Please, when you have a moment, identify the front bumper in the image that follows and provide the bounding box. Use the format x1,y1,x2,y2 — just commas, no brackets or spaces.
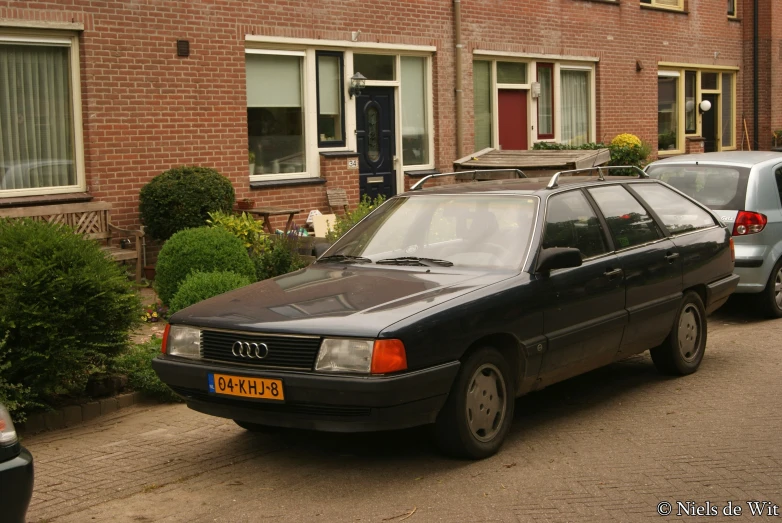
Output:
152,357,460,432
0,445,34,523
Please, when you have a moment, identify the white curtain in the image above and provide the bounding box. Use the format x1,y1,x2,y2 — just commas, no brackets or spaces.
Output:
561,70,590,146
401,56,429,165
473,61,492,150
0,43,75,190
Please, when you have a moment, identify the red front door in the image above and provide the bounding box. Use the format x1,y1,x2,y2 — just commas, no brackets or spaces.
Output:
498,89,528,150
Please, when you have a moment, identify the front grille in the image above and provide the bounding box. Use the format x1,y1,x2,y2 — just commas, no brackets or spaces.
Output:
171,386,371,417
201,330,321,370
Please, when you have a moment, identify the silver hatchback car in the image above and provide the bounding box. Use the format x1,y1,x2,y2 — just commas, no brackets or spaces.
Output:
646,151,782,317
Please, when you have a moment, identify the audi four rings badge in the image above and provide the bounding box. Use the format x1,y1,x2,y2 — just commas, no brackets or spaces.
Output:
232,341,270,359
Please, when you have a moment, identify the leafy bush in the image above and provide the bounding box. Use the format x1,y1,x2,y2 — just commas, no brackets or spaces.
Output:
170,271,252,314
326,194,386,242
0,219,142,416
139,166,235,241
253,236,309,281
110,337,181,402
533,138,651,171
154,227,256,306
0,335,37,422
207,210,270,255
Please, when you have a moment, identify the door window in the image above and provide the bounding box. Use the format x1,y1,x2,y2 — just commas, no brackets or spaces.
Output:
588,185,663,249
542,190,607,259
631,184,716,235
366,105,380,162
775,167,782,207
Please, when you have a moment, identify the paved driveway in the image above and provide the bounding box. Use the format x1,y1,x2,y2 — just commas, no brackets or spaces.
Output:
24,297,782,523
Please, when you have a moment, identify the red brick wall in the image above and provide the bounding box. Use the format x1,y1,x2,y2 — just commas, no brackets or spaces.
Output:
0,0,759,236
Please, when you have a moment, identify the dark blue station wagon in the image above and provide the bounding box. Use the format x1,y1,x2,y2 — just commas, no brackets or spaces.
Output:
154,169,739,459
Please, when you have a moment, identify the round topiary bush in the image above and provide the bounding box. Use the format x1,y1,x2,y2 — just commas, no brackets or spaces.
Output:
154,227,256,306
611,133,642,149
0,219,142,416
169,271,252,314
139,166,235,241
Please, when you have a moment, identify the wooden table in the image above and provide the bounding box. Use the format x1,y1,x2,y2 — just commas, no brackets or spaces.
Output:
238,206,304,234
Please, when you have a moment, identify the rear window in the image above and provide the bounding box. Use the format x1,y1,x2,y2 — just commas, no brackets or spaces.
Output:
645,164,750,210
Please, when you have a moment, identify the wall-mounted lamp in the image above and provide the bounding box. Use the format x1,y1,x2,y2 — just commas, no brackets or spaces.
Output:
699,99,712,113
348,72,367,98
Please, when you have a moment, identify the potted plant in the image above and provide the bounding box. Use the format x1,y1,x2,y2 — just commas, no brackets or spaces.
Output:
248,150,256,176
237,197,256,210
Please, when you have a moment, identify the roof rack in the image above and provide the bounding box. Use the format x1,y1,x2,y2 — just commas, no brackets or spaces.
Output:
546,166,649,189
410,169,527,191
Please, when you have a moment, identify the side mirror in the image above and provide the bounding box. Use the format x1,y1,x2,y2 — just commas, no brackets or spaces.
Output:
535,247,583,273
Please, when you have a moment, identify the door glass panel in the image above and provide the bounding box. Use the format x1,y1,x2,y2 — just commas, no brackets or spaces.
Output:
497,62,527,84
588,185,663,249
685,71,697,133
542,190,607,259
631,184,716,235
401,56,429,166
473,60,493,150
658,75,678,151
722,73,734,148
354,54,395,81
701,72,719,90
366,105,380,162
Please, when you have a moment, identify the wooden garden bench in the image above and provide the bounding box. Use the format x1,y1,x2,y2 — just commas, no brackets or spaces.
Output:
0,201,145,282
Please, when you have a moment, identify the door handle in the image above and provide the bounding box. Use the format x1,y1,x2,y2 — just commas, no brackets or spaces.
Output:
604,268,623,279
665,252,680,262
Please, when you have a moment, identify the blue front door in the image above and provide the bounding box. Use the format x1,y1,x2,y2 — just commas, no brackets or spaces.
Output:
355,87,396,200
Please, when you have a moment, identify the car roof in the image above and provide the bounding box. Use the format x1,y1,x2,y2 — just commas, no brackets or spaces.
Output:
401,175,659,197
650,151,782,169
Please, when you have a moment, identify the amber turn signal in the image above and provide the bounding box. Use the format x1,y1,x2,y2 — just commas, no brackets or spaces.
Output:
161,323,171,354
371,339,407,374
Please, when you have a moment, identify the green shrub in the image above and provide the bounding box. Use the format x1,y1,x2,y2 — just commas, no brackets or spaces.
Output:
326,194,385,243
170,271,252,314
110,337,181,402
154,227,256,306
0,335,38,422
253,236,309,281
207,210,270,255
0,219,142,414
139,166,235,241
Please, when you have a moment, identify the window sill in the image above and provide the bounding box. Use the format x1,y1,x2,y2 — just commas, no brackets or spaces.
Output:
405,169,441,179
0,192,92,208
573,0,620,5
250,178,327,190
319,151,359,158
728,16,741,22
640,4,688,15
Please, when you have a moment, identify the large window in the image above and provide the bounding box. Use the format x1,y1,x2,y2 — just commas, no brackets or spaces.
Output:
537,63,554,139
401,56,429,166
473,60,493,151
561,70,590,146
0,36,83,196
246,52,306,176
316,52,344,147
641,0,684,10
728,0,737,17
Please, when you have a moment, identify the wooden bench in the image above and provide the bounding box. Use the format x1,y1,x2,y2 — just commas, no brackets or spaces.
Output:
0,201,145,282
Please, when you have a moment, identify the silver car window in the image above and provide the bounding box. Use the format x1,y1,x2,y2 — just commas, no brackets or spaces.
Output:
646,164,750,210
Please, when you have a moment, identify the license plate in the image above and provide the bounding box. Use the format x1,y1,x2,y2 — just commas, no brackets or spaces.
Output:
208,373,284,401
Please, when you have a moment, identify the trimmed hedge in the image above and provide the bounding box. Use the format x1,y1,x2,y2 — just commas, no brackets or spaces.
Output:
154,227,256,306
0,219,142,419
170,271,252,314
139,166,235,241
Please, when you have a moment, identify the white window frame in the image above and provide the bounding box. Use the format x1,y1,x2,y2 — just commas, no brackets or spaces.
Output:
246,37,435,191
472,51,597,149
641,0,685,11
0,31,86,198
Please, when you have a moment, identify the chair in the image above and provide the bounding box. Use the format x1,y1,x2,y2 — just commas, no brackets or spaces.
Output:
327,188,349,214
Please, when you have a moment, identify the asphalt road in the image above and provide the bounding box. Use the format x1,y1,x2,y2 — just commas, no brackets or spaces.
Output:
23,296,782,523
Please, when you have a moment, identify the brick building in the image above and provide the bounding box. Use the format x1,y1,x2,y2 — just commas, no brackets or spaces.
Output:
0,0,780,241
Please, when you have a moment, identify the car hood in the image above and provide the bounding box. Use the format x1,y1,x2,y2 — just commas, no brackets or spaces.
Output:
171,263,514,338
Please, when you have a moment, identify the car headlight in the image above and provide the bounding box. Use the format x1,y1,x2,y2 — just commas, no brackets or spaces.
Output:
163,324,202,359
315,338,407,375
0,404,18,447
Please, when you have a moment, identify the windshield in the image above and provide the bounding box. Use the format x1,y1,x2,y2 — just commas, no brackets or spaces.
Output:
646,164,750,210
323,194,539,269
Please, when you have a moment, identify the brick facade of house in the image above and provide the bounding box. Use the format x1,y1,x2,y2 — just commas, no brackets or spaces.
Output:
0,0,779,240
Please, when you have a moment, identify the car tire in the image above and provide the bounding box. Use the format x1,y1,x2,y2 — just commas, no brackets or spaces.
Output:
650,290,707,376
757,257,782,318
433,347,514,459
234,419,280,434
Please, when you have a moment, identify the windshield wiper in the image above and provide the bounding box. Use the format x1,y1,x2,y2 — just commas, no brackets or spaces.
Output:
375,256,454,267
317,254,373,264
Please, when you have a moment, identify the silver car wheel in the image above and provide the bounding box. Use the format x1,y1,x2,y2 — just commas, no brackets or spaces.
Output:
678,303,702,362
465,363,507,443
